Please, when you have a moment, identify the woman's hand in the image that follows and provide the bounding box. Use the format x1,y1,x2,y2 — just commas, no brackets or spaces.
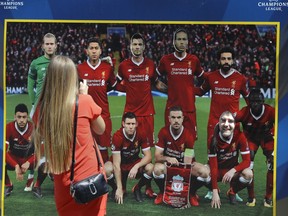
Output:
79,80,88,94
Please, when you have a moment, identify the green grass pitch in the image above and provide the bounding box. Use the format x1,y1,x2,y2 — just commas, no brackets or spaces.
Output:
4,94,273,216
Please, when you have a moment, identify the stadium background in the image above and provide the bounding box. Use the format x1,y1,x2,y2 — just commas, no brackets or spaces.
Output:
5,23,276,93
0,0,287,215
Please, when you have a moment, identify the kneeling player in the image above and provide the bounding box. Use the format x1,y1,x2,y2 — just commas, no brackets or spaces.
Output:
5,104,35,197
108,112,153,204
153,106,210,206
208,111,253,208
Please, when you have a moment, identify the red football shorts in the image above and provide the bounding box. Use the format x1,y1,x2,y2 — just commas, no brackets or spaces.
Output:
6,153,35,170
136,115,154,147
121,158,142,173
93,117,112,148
248,139,274,152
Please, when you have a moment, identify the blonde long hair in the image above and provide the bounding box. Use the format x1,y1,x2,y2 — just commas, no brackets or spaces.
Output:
34,55,79,174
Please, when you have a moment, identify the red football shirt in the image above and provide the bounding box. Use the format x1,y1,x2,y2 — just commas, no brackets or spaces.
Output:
235,104,275,143
111,128,150,164
6,121,34,158
157,52,203,112
208,130,250,189
117,57,156,116
78,60,117,118
201,69,249,127
155,125,194,163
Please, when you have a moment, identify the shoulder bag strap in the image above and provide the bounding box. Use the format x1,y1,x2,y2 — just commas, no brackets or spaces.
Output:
94,142,103,168
70,95,78,182
93,142,107,180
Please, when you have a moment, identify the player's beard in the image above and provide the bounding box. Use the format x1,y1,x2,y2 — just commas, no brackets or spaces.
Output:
16,122,27,132
46,52,55,59
172,123,181,130
126,129,136,138
251,103,264,116
173,43,186,53
221,63,232,73
131,50,142,57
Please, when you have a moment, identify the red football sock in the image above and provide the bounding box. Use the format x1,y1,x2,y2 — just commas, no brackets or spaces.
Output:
247,170,255,198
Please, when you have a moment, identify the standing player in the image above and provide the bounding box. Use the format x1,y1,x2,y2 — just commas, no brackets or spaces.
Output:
117,33,157,146
196,46,249,147
27,33,57,198
27,33,57,116
208,111,253,208
234,88,275,207
153,106,210,206
195,46,249,200
110,112,154,204
156,28,204,144
78,37,118,163
5,104,35,197
117,33,158,197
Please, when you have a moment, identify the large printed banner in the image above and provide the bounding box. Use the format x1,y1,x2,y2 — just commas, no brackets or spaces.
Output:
0,1,288,216
5,87,277,99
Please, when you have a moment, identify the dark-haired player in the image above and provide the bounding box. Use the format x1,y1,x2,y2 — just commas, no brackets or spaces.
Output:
110,112,154,204
234,88,275,207
5,104,35,197
156,28,204,147
78,37,118,163
117,33,158,198
196,46,249,148
117,33,157,146
195,46,249,200
153,106,210,206
208,111,253,208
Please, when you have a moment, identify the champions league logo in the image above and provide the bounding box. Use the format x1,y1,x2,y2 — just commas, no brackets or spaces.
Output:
257,0,288,11
0,0,24,10
171,175,184,192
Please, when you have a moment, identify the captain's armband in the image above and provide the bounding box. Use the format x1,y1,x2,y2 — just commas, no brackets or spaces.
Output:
184,148,195,158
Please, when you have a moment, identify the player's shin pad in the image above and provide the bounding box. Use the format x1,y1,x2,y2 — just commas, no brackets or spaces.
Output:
163,163,192,208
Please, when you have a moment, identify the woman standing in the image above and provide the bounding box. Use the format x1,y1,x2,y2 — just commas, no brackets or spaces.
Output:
33,55,107,216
